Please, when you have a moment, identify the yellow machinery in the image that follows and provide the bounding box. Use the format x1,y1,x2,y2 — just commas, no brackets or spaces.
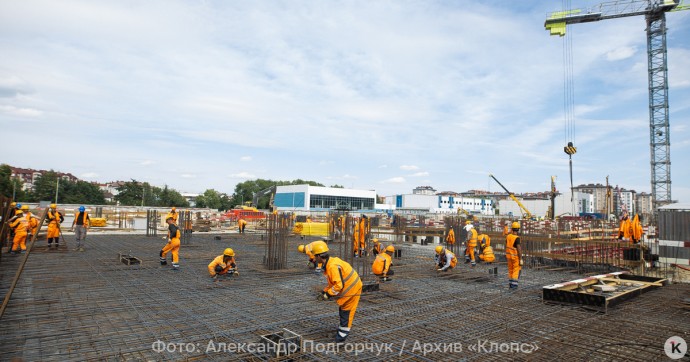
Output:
489,174,533,220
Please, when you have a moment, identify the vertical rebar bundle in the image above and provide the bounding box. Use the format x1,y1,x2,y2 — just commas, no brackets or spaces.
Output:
264,213,289,270
145,209,158,237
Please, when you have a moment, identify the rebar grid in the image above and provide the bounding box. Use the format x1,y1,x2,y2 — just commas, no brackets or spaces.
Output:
0,232,687,361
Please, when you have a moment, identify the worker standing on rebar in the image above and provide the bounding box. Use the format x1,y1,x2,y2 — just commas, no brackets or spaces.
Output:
208,248,239,279
313,242,362,343
506,221,523,289
46,204,64,249
70,206,90,251
478,233,495,263
435,245,457,271
618,213,632,242
357,215,368,257
21,205,39,241
502,221,511,236
352,221,360,257
166,207,179,225
372,245,395,281
238,218,247,234
631,214,644,244
446,225,456,247
298,240,326,270
464,221,478,266
159,217,180,270
6,202,19,246
8,210,28,254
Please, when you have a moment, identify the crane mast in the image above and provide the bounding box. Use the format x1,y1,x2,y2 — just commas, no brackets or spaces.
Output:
545,0,687,212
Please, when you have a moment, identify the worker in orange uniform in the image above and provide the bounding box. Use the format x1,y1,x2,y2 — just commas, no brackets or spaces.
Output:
371,238,383,256
6,202,19,245
372,245,395,281
8,210,29,254
446,225,456,247
506,221,523,289
618,213,632,242
21,205,39,241
46,203,64,249
159,217,181,270
238,218,247,234
70,206,90,251
631,214,643,244
464,221,478,266
166,207,179,225
313,242,362,343
502,221,511,236
208,248,239,279
478,234,495,263
435,245,457,272
298,240,326,270
355,215,368,257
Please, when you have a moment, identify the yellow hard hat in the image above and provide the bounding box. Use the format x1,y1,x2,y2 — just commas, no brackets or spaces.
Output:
385,245,395,253
311,240,329,255
372,238,379,243
21,205,29,211
50,203,57,209
465,220,471,225
435,245,444,254
298,245,306,253
172,207,176,211
511,221,521,229
15,210,23,215
223,248,235,257
10,202,16,207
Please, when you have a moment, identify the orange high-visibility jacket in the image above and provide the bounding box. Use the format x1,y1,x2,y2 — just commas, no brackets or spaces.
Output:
446,229,456,245
10,216,28,237
619,218,632,239
478,234,491,247
480,245,496,262
372,253,392,276
208,255,235,276
322,257,362,304
631,215,643,242
74,212,90,227
437,249,458,270
467,228,478,247
506,234,520,261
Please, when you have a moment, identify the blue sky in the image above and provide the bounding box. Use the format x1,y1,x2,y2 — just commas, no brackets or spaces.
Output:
1,0,688,202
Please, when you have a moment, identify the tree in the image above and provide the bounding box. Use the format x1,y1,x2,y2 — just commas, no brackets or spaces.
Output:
195,189,227,210
232,179,325,209
0,164,26,201
330,184,345,188
30,171,61,202
62,180,106,204
114,180,146,206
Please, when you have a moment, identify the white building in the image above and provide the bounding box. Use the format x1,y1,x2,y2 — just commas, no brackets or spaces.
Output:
383,193,494,215
273,185,376,211
497,191,593,219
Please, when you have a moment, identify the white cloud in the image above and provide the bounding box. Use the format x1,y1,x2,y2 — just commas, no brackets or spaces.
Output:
0,105,42,117
605,46,637,61
378,165,388,169
181,174,196,179
382,177,406,184
240,156,252,162
139,160,155,166
400,165,419,171
410,172,429,177
80,172,98,178
229,172,256,179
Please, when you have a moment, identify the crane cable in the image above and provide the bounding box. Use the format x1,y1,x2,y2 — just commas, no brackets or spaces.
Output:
562,0,577,208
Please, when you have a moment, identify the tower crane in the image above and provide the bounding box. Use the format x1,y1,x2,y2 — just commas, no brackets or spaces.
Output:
489,174,534,220
545,0,688,212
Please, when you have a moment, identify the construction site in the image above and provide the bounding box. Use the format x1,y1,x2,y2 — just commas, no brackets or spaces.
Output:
0,205,688,361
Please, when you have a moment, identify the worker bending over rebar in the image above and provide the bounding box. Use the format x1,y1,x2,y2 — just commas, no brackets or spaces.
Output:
435,246,457,272
313,242,362,343
372,245,395,281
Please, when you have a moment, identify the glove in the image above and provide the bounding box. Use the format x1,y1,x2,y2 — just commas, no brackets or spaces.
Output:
233,270,239,276
519,259,524,266
381,277,390,282
436,268,443,272
317,292,330,301
212,274,218,281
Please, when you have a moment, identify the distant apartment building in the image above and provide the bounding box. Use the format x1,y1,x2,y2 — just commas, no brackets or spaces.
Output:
412,186,436,195
636,192,654,217
10,166,79,192
572,183,611,215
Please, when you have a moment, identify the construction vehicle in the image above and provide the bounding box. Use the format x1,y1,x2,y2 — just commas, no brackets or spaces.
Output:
489,174,534,220
545,0,689,211
251,185,276,211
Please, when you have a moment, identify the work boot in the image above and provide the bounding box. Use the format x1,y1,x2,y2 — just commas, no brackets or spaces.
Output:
160,258,167,266
335,328,349,343
172,263,180,270
79,247,85,252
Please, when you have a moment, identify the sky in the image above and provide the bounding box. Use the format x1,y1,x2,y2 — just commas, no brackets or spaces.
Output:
1,0,689,202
